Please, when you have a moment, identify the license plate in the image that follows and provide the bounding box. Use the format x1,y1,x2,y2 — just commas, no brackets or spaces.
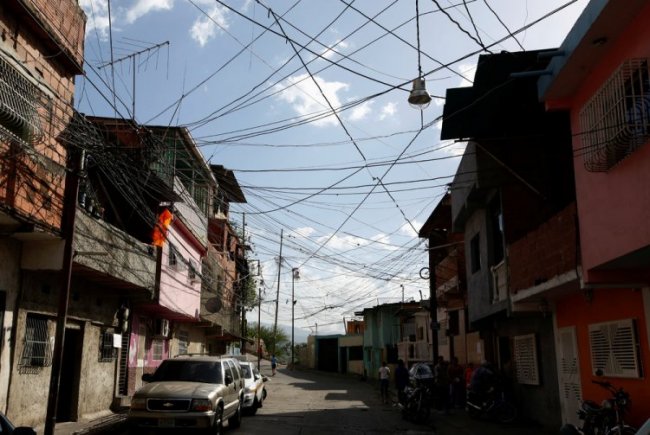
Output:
159,418,174,427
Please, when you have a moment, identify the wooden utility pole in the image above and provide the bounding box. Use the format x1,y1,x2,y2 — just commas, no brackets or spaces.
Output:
272,229,283,356
240,213,247,352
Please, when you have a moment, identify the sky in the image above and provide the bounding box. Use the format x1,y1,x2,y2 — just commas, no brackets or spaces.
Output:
76,0,590,338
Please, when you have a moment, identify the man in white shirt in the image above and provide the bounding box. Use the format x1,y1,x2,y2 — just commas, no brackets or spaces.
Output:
378,361,391,404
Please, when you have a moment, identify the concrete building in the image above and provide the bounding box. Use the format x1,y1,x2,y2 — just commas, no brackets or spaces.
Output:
0,0,86,426
537,0,650,426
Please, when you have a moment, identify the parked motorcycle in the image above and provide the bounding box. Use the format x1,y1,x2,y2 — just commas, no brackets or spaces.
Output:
400,362,434,424
559,378,636,435
465,387,517,424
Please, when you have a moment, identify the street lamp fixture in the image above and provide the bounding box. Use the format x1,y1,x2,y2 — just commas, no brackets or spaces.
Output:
408,77,431,109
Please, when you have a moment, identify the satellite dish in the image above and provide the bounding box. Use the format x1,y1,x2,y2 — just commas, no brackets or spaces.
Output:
205,298,222,313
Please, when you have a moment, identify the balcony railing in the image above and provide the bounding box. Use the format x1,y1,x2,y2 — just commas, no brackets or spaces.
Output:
73,209,156,291
491,260,508,303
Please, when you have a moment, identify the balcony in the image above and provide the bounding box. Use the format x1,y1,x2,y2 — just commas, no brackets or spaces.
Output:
9,0,86,72
490,260,508,303
72,208,156,292
509,203,579,307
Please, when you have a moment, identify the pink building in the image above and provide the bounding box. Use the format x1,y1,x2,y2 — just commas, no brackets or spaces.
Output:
539,0,650,426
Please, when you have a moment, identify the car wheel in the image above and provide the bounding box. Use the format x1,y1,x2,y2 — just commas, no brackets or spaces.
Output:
228,400,242,428
250,398,259,415
211,406,223,435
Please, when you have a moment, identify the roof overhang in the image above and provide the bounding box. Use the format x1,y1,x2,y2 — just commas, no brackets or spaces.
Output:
539,0,648,105
210,165,246,203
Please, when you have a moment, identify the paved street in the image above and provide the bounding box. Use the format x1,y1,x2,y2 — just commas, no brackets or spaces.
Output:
233,361,556,435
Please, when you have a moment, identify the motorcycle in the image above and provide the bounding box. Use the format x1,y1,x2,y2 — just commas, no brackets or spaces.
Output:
399,362,434,424
559,378,636,435
465,386,517,424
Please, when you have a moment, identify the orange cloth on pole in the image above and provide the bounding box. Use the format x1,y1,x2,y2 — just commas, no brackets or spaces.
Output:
152,208,173,247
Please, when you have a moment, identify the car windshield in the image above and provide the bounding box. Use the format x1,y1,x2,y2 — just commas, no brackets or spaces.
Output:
241,365,252,378
152,360,222,384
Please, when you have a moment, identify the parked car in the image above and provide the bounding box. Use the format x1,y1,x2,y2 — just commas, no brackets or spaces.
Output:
239,362,268,415
0,413,36,435
128,356,244,433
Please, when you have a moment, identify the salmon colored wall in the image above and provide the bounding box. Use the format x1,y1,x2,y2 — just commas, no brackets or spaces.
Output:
566,2,650,278
556,289,650,427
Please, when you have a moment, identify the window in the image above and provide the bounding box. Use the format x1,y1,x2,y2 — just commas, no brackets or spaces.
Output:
488,198,504,264
168,243,178,268
580,58,650,172
514,334,540,385
0,56,45,143
99,329,117,362
152,339,164,361
19,314,51,367
177,330,189,355
470,234,481,273
348,346,363,361
448,310,460,336
589,319,641,378
188,259,198,281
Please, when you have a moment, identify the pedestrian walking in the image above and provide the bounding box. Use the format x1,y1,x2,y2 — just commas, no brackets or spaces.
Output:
378,361,391,404
395,359,409,405
271,354,278,376
448,356,464,408
434,356,451,413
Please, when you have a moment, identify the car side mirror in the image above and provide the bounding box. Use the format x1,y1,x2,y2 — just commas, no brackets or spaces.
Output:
262,376,269,382
225,374,233,385
14,428,37,435
142,373,153,383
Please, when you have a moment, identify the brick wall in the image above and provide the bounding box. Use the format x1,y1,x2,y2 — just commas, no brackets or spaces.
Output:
509,202,578,292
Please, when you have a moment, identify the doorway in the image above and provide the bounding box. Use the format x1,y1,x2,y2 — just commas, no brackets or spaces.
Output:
134,323,147,391
57,327,82,422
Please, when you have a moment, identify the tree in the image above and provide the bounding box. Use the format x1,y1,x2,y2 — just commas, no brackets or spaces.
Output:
247,323,289,359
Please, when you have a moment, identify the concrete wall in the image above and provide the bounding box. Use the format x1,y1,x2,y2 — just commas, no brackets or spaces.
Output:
561,2,650,280
0,238,21,414
159,225,202,319
7,271,122,427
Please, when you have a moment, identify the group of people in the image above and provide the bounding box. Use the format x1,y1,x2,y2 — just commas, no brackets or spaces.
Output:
379,356,499,409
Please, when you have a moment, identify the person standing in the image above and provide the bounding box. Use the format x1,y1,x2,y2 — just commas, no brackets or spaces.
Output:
378,361,391,404
434,356,451,413
271,354,278,376
395,359,409,405
448,357,464,408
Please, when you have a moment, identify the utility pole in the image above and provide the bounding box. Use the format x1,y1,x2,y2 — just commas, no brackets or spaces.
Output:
240,213,246,353
44,149,83,435
272,229,283,357
291,267,299,368
257,286,261,370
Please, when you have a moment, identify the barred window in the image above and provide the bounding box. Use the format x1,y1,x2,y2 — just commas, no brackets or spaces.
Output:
99,329,116,362
178,330,189,355
152,339,164,361
168,243,178,268
20,314,52,367
580,58,650,171
189,259,197,281
0,56,45,143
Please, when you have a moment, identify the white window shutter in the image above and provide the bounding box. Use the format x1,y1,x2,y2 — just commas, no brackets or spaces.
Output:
588,319,640,378
514,334,540,385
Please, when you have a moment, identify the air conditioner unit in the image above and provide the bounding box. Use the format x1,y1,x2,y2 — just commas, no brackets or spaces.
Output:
156,319,170,338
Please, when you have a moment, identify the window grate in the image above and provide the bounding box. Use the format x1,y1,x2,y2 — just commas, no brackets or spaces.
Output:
178,330,189,355
99,329,117,362
152,339,164,361
589,319,640,378
19,314,52,367
514,334,540,385
580,58,650,171
0,56,45,143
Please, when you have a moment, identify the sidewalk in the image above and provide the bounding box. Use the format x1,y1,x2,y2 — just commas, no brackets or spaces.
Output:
33,409,128,435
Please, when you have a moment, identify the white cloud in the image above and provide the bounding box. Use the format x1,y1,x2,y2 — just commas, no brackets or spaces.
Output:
293,227,316,238
317,234,369,250
399,220,422,238
349,101,373,122
241,0,253,12
274,74,349,127
79,0,110,37
320,40,349,60
379,102,397,120
190,4,230,46
457,63,476,88
125,0,174,24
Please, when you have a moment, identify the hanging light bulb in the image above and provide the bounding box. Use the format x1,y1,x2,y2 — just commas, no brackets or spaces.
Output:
408,77,431,109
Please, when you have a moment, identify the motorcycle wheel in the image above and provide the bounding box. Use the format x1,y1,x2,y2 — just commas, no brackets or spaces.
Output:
493,401,517,424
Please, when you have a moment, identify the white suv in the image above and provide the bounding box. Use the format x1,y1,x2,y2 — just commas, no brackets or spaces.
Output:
128,356,244,433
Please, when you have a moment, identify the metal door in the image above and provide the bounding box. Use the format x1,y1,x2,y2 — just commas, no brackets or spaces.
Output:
134,323,147,391
558,326,582,426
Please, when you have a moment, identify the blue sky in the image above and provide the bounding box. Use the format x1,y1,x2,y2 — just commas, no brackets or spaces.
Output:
76,0,589,336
